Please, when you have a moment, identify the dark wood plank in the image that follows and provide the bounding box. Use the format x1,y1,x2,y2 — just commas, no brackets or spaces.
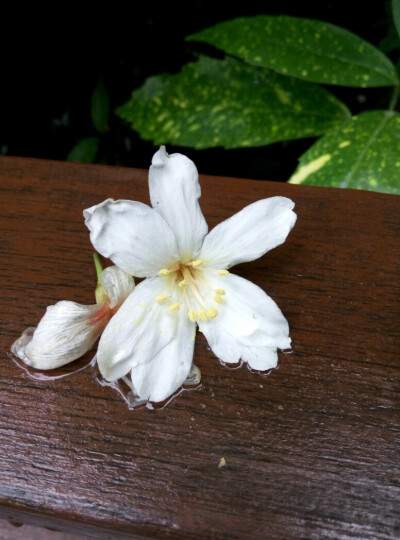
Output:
0,156,399,539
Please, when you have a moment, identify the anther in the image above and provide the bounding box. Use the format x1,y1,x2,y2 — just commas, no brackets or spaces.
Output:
168,303,180,312
156,295,168,303
213,293,224,304
198,309,208,321
191,260,203,267
178,279,187,288
215,288,226,295
159,268,170,276
207,307,218,319
218,269,229,276
188,310,198,322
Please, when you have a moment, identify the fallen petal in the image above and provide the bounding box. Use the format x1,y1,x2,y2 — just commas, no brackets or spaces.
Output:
11,301,109,370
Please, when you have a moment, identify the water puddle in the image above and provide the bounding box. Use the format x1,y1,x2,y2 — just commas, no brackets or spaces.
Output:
9,346,202,410
9,340,291,409
95,362,202,410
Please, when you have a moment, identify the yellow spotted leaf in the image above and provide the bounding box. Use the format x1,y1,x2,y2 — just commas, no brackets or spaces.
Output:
116,56,349,150
187,16,399,87
289,111,400,194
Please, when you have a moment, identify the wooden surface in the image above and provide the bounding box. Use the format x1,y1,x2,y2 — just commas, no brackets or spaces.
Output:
0,156,399,539
0,517,85,540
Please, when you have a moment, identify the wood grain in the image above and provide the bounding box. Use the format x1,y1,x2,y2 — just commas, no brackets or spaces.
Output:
0,156,399,539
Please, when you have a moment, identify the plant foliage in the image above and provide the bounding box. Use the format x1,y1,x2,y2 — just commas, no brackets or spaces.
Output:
117,56,349,149
289,111,400,193
118,14,400,194
188,16,399,87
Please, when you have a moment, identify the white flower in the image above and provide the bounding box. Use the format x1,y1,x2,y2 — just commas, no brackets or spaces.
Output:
12,265,135,370
84,146,296,403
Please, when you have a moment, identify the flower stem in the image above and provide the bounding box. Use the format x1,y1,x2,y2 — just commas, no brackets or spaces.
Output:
93,252,103,286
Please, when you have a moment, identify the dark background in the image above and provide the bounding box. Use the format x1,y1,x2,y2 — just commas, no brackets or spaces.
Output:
1,1,398,181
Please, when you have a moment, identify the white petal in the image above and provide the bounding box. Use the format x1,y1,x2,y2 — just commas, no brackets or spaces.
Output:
200,321,278,372
200,322,242,364
97,277,189,382
101,266,135,309
200,273,291,367
130,307,196,403
11,301,108,370
241,346,278,371
200,197,296,269
149,146,208,258
84,198,179,278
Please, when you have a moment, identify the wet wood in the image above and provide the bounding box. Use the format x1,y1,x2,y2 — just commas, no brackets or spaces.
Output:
0,156,399,539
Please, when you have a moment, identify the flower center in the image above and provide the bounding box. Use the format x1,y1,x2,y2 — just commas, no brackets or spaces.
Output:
156,260,228,322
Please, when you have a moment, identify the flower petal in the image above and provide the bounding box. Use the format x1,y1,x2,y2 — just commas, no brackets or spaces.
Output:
200,273,291,363
84,199,179,278
241,346,278,371
96,277,194,382
149,146,208,258
11,301,108,370
200,319,279,372
200,197,296,269
129,307,196,403
101,265,135,309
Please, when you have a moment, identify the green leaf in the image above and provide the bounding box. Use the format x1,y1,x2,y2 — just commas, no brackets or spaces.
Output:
67,137,100,163
116,56,350,150
187,16,399,87
393,0,400,39
91,78,110,133
289,111,400,194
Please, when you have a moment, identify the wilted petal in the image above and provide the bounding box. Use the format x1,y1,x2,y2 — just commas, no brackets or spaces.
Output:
11,326,36,362
101,265,135,309
84,198,179,278
97,278,185,382
149,146,208,258
200,197,296,269
11,301,108,370
130,308,196,403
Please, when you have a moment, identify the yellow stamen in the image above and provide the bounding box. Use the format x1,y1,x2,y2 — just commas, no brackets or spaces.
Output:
213,293,223,304
215,288,226,295
178,279,187,288
188,309,198,322
168,303,180,312
198,309,208,321
191,259,203,267
159,268,170,276
207,307,218,319
218,269,229,276
156,295,168,303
